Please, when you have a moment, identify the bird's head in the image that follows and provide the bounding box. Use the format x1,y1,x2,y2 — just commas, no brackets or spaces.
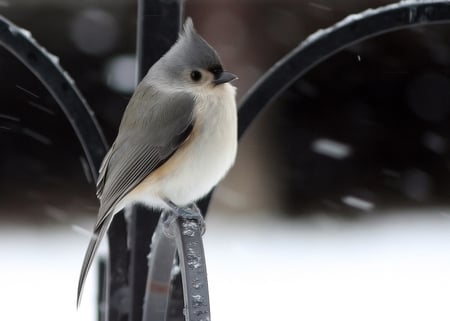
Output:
149,18,237,93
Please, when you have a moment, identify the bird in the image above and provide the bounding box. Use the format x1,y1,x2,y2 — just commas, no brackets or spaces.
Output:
77,17,238,306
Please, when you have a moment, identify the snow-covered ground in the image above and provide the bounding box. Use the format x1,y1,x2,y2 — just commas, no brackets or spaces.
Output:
2,209,450,321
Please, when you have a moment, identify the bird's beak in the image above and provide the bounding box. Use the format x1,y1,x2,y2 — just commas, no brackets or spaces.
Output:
213,71,238,85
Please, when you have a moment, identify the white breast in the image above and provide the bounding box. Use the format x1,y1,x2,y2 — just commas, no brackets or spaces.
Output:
162,83,237,205
125,83,238,210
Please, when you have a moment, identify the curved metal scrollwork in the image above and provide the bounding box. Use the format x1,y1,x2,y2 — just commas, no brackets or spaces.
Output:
0,16,107,177
237,0,450,139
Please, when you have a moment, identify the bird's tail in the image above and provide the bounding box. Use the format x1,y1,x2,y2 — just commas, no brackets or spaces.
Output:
77,213,114,307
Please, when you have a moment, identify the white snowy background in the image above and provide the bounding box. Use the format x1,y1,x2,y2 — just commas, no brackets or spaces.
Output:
2,208,450,321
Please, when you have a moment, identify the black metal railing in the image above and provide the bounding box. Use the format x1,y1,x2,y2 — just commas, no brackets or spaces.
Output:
237,1,450,139
0,16,107,176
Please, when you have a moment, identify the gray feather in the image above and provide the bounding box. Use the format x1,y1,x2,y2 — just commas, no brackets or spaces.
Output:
97,83,195,225
96,143,115,198
77,84,194,303
77,213,113,307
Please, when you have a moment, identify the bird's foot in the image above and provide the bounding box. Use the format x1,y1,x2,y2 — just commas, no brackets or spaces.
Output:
162,200,205,238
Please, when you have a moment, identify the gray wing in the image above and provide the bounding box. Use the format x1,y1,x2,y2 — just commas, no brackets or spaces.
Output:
77,87,194,305
97,86,195,223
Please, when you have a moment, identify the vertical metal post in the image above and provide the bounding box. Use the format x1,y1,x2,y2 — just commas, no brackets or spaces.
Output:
128,1,183,321
106,213,129,321
128,205,159,321
136,0,183,81
141,214,211,321
174,218,211,321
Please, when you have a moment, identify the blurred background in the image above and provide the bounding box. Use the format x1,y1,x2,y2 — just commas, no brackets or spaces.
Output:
1,0,450,320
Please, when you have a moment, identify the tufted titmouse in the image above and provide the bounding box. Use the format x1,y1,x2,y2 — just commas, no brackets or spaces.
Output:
77,18,237,305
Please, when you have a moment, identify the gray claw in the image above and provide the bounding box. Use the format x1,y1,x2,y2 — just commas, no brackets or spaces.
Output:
162,200,206,236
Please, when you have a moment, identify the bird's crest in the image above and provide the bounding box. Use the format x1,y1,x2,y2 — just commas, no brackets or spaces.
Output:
168,17,222,71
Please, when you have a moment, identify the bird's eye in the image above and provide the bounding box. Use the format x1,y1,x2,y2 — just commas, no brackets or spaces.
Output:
190,70,202,82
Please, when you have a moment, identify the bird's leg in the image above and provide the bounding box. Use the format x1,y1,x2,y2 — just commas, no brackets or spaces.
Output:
161,198,205,237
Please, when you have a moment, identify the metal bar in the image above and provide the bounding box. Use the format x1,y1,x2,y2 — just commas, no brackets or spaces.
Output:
165,272,184,321
174,217,211,321
136,0,183,80
141,214,210,321
128,1,183,320
128,205,160,321
106,213,130,321
142,215,177,321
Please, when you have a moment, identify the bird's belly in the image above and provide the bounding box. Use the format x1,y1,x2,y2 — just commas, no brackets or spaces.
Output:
157,123,237,206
